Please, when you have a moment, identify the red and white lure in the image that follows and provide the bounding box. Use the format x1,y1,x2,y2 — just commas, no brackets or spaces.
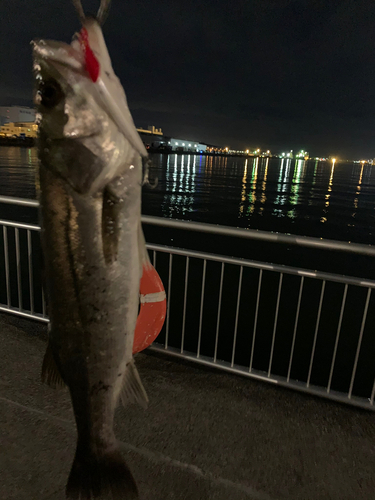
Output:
78,27,100,82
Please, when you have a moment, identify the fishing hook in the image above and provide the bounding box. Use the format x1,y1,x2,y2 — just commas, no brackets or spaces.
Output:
72,0,85,22
72,0,111,25
97,0,111,25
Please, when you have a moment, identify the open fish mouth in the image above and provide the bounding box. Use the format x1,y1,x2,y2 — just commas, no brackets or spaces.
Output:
32,39,84,73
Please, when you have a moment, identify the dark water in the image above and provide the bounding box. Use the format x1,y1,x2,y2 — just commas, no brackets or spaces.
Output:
143,153,375,245
2,147,374,245
0,147,37,200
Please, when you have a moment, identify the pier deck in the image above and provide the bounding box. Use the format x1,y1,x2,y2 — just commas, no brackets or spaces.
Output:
1,313,375,500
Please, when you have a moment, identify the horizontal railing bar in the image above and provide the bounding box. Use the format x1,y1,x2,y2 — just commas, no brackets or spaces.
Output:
2,219,372,287
0,305,50,323
0,219,41,231
142,215,375,257
0,299,372,411
149,344,279,384
0,195,374,256
0,195,39,208
146,244,375,288
148,344,375,411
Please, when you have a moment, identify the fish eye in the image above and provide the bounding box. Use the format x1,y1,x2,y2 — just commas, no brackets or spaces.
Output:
38,80,63,109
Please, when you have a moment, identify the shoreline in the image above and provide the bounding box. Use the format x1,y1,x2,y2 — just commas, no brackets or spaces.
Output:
0,137,35,147
0,139,278,158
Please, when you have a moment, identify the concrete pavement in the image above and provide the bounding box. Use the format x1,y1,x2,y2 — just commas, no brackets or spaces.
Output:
1,313,375,500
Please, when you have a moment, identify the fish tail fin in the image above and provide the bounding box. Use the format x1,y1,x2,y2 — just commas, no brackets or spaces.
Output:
66,443,138,499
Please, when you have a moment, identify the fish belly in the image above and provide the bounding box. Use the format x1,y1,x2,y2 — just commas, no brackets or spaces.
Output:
39,164,141,438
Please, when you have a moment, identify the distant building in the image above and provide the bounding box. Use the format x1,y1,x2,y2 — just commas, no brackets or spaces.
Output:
0,122,38,138
136,125,163,136
279,150,294,159
167,138,207,153
136,125,167,150
296,150,309,160
135,126,208,153
0,106,36,126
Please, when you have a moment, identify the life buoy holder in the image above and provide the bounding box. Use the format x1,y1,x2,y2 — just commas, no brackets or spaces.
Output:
133,263,166,354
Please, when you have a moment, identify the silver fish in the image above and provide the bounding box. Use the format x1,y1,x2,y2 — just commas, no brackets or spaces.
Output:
33,3,149,499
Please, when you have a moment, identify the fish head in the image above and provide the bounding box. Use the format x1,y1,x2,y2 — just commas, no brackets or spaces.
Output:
33,37,99,138
32,18,147,195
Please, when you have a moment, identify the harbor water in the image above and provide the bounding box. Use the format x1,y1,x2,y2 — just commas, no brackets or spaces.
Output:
0,147,374,246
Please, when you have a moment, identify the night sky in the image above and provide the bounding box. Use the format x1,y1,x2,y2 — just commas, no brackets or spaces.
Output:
1,0,375,158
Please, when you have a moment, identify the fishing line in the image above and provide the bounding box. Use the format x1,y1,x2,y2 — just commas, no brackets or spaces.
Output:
72,0,111,25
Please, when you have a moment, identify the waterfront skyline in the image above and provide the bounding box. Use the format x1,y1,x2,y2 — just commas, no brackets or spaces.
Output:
1,1,375,158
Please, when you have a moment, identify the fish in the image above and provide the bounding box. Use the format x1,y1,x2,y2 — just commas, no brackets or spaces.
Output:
32,2,149,498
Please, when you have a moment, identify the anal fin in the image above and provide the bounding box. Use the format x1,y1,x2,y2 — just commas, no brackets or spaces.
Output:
41,341,66,389
120,359,148,409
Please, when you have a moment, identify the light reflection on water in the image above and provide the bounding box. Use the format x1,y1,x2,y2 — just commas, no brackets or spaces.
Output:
1,148,375,243
144,153,375,243
0,147,38,200
162,153,197,217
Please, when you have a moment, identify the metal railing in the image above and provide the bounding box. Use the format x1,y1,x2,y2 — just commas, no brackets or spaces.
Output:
1,195,375,410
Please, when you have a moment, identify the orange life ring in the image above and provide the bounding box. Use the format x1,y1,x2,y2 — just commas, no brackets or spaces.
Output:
133,263,166,354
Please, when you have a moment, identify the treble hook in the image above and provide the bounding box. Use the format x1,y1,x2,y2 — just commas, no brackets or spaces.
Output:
72,0,111,25
96,0,111,25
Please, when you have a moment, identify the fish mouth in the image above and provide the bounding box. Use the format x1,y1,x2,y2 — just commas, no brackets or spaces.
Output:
32,39,84,73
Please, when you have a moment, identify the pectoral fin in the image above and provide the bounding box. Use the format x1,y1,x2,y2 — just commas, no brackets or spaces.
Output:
41,341,66,389
120,359,148,409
